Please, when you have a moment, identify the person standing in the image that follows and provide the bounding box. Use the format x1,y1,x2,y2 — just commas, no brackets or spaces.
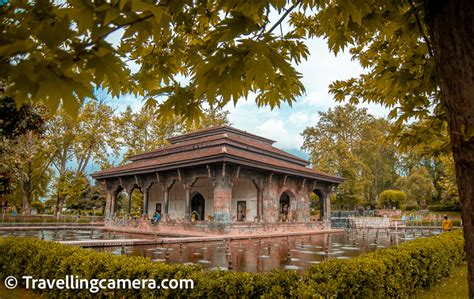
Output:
442,215,453,232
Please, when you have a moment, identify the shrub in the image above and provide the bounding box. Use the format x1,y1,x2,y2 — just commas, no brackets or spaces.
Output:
30,202,45,213
0,231,465,298
378,190,407,209
401,204,420,211
298,230,465,297
428,204,461,212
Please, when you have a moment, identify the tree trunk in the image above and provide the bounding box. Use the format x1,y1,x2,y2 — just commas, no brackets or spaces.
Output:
425,0,474,296
21,179,31,216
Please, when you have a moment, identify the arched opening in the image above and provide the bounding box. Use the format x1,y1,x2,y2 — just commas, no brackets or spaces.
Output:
279,191,294,222
115,189,128,216
112,186,123,215
232,178,257,222
130,186,144,218
191,192,205,221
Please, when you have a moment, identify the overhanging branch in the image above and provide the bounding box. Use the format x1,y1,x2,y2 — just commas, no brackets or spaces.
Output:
258,0,302,39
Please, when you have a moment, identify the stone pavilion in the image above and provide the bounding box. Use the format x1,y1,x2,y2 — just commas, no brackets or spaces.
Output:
92,126,343,234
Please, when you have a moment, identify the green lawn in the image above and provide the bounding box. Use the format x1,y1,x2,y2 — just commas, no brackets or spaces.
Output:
414,262,468,299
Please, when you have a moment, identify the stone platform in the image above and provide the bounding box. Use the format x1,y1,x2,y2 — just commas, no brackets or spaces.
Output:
60,228,343,247
106,219,330,236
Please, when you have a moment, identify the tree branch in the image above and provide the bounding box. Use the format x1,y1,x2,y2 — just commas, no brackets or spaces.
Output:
407,0,434,58
86,13,154,47
258,0,302,39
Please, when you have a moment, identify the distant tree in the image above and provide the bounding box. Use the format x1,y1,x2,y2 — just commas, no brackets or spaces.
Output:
438,155,459,206
115,106,178,158
395,167,437,208
0,97,52,214
116,105,230,158
30,201,45,214
47,101,120,216
378,190,407,209
309,192,320,215
66,182,105,213
54,171,89,214
130,188,144,216
357,118,399,206
302,104,398,209
115,191,129,216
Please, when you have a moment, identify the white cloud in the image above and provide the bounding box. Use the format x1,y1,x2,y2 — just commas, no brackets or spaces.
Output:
301,90,334,109
288,111,310,125
256,120,304,149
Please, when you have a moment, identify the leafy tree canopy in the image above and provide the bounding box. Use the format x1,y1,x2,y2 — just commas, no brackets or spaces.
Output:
378,189,407,209
1,0,307,122
394,166,437,208
116,104,229,158
302,104,398,208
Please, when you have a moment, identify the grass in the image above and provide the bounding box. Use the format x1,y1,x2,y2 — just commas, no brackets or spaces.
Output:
414,262,468,299
0,285,42,299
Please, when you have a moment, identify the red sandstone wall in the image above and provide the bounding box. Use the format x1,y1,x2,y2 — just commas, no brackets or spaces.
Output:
263,176,311,223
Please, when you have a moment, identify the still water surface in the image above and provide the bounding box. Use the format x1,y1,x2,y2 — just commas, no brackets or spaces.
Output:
0,228,442,272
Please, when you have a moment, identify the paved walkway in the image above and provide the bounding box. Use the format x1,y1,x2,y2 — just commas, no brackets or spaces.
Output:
57,228,344,247
58,239,159,247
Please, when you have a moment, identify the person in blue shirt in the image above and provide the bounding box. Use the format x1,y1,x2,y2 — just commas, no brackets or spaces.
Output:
151,211,161,224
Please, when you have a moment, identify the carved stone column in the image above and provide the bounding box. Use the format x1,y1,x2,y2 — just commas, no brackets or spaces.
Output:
319,188,332,229
110,190,117,218
262,174,279,223
104,181,112,220
325,193,331,223
257,188,263,222
320,193,325,220
184,183,191,220
124,187,133,215
212,170,232,223
181,175,198,221
160,179,175,222
252,178,264,222
141,182,153,216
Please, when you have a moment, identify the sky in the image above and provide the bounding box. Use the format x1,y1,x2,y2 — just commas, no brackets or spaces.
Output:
108,36,389,160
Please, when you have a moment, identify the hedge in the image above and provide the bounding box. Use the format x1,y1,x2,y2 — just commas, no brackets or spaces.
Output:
428,204,461,212
400,204,420,211
406,220,462,227
0,231,465,298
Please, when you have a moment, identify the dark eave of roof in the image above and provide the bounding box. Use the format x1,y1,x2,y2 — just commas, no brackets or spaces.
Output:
92,147,344,184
